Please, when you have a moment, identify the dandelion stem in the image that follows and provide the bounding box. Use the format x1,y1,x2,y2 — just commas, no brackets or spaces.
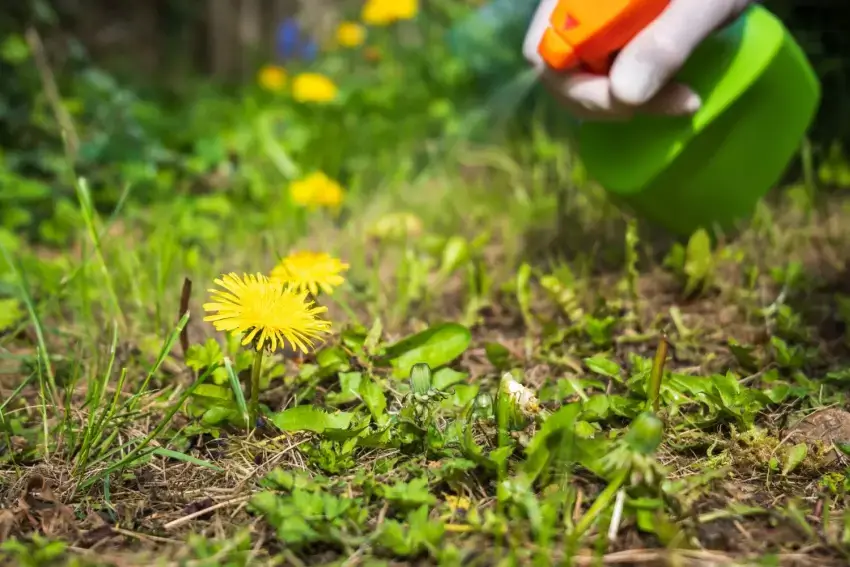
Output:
250,348,264,425
571,468,629,542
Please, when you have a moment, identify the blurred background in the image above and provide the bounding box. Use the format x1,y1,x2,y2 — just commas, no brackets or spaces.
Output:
2,0,850,256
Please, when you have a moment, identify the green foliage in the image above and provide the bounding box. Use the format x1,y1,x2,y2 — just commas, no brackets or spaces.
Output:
249,486,363,548
185,337,253,386
0,535,68,567
378,505,445,557
272,405,354,433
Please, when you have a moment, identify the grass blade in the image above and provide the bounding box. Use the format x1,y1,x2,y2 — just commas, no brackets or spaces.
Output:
152,448,224,472
75,321,120,474
126,311,190,413
79,362,217,489
648,333,669,413
224,357,249,430
0,241,57,403
75,176,126,329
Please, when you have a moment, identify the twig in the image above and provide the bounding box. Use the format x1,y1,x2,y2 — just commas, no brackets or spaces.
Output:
163,494,252,530
113,527,182,544
24,27,79,159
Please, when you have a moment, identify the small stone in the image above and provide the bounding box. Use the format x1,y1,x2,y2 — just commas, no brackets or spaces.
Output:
785,408,850,466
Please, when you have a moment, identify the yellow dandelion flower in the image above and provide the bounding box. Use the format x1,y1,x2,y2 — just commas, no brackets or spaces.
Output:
258,65,287,92
336,21,366,48
393,0,419,20
361,0,395,26
203,273,331,352
270,251,349,296
361,0,419,25
289,171,345,209
291,73,338,103
444,494,471,513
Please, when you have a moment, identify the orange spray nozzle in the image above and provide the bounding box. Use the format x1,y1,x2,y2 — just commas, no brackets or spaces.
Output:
537,0,671,74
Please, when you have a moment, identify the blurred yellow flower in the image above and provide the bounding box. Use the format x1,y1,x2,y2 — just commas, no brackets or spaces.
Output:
444,494,471,513
257,65,287,92
291,73,338,103
271,251,350,296
361,1,393,25
394,0,419,20
361,0,419,25
289,171,345,209
203,273,331,352
336,21,366,47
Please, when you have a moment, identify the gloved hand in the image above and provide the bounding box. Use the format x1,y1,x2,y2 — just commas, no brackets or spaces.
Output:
522,0,753,120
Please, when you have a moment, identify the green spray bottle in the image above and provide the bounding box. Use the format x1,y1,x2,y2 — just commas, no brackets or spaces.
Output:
452,1,821,237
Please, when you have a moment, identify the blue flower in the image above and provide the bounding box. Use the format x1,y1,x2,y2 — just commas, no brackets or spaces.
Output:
301,40,318,61
276,17,319,62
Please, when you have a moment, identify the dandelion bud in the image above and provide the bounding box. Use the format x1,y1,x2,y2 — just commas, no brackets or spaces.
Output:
409,363,433,396
471,391,494,420
623,411,664,456
497,372,540,430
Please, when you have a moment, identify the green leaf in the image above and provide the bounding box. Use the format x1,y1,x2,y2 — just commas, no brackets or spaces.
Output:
223,357,249,428
358,376,387,423
193,384,233,401
339,370,364,396
326,371,362,405
364,317,384,355
382,477,436,509
580,394,610,421
185,338,230,384
781,443,807,476
152,448,224,472
316,346,350,373
448,383,479,408
683,228,713,296
383,323,472,378
573,420,598,438
0,298,23,332
439,236,470,276
608,395,643,418
484,341,512,370
710,373,741,411
201,404,240,426
272,405,353,433
0,35,29,64
728,339,758,371
521,403,583,486
516,262,534,328
764,384,791,404
432,367,467,390
584,356,622,381
185,338,222,369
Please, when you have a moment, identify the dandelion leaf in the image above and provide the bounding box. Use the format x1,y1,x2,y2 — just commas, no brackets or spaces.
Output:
382,323,472,379
272,405,353,433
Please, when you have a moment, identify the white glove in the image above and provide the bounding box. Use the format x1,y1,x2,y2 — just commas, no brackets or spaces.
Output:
522,0,753,120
